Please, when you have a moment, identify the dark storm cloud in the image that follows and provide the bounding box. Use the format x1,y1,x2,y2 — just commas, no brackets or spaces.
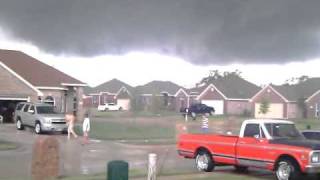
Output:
0,0,320,64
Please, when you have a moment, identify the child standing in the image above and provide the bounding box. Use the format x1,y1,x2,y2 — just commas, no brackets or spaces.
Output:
82,113,90,145
201,113,209,133
66,112,78,140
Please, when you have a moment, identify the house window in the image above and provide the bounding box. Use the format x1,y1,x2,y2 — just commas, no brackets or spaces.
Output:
44,96,55,106
92,96,97,104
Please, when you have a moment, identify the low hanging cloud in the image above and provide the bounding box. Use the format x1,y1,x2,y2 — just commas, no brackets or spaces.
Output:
0,0,319,65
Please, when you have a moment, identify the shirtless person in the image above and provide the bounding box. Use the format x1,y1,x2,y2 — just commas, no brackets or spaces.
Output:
65,112,78,139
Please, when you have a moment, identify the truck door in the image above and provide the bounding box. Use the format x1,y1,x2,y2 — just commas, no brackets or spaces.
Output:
236,123,271,168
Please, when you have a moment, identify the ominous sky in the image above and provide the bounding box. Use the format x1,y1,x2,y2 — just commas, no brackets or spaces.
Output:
0,0,320,65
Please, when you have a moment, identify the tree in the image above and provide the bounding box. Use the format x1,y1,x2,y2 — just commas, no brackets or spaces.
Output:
259,99,270,115
200,69,242,85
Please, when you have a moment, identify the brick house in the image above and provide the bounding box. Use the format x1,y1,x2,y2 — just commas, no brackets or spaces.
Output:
252,78,320,119
134,81,183,111
188,75,260,116
0,49,86,122
84,79,133,110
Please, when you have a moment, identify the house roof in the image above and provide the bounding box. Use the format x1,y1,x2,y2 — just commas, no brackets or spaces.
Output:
0,49,85,88
86,78,133,95
189,75,261,99
135,80,182,96
272,78,320,101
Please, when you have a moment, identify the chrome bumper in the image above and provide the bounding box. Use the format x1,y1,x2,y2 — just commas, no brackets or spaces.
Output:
305,164,320,173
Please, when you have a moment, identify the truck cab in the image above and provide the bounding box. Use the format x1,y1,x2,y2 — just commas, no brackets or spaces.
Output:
178,119,320,180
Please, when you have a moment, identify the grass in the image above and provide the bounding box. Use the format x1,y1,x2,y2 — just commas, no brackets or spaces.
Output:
75,120,175,141
90,108,180,118
0,140,17,151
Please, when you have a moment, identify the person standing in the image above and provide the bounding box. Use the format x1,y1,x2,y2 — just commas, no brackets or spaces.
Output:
82,113,90,145
201,113,209,133
65,112,78,140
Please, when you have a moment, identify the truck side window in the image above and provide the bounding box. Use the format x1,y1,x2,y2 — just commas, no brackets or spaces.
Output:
244,124,260,138
23,104,30,112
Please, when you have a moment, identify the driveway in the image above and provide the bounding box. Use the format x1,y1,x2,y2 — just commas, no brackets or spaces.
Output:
0,124,194,179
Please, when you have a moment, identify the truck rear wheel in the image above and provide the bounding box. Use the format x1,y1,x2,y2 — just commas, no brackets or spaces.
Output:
195,150,214,172
275,159,301,180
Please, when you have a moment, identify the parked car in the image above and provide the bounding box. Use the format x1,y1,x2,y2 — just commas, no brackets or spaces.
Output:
14,102,67,134
180,103,215,120
177,119,320,180
97,103,122,111
301,130,320,141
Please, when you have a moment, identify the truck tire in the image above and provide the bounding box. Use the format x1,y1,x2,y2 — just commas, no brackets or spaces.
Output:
195,150,214,172
275,159,301,180
35,122,42,134
16,118,24,130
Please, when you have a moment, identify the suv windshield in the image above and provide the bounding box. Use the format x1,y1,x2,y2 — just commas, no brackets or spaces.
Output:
36,106,56,114
265,123,304,139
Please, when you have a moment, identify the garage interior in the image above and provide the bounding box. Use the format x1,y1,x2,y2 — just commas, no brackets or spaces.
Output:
0,98,27,123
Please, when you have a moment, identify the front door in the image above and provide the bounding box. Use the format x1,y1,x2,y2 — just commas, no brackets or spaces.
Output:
236,124,272,168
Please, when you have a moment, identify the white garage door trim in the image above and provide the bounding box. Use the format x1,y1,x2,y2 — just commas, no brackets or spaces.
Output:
255,103,284,119
0,97,29,101
117,99,130,111
201,100,224,115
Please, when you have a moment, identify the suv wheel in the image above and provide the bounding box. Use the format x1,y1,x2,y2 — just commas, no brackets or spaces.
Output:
35,122,42,134
16,119,24,130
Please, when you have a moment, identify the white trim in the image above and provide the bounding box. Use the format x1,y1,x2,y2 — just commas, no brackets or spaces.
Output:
174,88,189,97
115,86,132,97
99,92,117,95
88,93,100,96
140,94,153,96
250,85,288,103
61,83,87,87
196,84,227,100
36,86,68,90
306,89,320,102
0,97,28,101
0,61,43,96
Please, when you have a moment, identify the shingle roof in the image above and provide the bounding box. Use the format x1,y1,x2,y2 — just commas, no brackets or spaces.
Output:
0,49,84,87
189,75,261,99
135,80,182,95
87,78,133,94
272,78,320,101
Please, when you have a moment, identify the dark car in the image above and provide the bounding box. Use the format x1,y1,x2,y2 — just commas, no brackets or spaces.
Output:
180,103,215,120
301,130,320,141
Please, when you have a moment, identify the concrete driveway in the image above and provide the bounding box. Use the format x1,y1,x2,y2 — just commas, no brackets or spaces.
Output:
0,124,194,179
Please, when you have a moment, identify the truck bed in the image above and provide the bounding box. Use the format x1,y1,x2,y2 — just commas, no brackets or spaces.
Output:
178,133,238,165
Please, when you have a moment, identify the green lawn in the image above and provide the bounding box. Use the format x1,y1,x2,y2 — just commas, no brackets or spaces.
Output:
75,120,175,141
0,140,17,151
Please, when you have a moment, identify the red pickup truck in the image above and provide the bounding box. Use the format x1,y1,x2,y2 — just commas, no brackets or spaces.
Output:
177,119,320,180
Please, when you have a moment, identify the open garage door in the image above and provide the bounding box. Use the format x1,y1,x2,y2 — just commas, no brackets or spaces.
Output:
255,103,284,119
117,99,130,110
0,96,28,123
201,100,224,115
